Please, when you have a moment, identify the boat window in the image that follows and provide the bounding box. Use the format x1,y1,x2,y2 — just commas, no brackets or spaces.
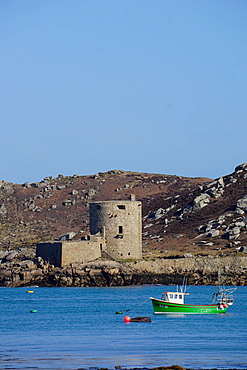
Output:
169,294,173,299
174,294,178,299
118,226,123,234
162,293,168,300
179,294,182,299
117,205,126,209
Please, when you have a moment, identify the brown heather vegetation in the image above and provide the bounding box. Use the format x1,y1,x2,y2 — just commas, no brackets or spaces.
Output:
0,164,247,260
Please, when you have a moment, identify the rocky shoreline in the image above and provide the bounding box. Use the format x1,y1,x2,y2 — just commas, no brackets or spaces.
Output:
0,253,246,287
90,368,246,370
87,368,246,370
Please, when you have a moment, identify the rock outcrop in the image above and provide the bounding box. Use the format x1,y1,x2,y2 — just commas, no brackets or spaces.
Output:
0,254,246,287
142,163,247,256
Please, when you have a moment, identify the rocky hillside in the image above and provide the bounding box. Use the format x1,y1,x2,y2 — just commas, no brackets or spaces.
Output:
0,163,247,263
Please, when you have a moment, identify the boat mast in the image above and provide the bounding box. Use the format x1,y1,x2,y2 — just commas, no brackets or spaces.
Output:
180,276,188,293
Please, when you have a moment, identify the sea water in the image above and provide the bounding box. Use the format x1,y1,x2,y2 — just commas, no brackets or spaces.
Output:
0,285,246,369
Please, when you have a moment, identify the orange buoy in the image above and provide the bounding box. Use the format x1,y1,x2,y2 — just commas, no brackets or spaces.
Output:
124,316,131,323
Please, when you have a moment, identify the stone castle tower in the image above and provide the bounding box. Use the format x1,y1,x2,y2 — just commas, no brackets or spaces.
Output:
36,195,142,267
89,195,142,260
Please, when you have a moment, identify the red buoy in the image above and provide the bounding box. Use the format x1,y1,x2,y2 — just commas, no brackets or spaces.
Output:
124,316,131,323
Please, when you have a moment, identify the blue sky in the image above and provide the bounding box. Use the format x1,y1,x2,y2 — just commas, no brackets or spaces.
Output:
1,0,247,184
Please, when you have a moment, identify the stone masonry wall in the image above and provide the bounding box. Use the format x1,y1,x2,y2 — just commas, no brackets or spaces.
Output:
36,242,62,267
61,239,104,267
90,199,142,259
37,237,105,267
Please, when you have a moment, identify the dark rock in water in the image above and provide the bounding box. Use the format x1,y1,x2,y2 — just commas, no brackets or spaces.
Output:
130,316,151,322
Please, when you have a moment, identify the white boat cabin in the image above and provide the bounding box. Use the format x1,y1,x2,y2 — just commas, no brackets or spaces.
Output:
162,291,189,304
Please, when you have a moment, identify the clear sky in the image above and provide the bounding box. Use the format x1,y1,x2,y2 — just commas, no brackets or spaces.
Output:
1,0,247,184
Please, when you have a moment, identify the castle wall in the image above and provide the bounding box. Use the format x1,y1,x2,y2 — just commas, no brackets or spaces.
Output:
61,239,104,267
36,242,62,267
36,238,105,267
89,198,142,260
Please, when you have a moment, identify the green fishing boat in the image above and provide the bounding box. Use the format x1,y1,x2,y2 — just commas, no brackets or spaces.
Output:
150,279,236,314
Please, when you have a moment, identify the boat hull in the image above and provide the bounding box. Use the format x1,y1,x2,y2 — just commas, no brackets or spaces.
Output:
150,297,227,314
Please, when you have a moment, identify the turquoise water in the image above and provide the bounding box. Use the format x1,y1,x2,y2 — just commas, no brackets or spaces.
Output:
0,285,246,369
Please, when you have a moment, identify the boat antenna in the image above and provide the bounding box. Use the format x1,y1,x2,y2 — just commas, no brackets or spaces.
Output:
181,276,187,293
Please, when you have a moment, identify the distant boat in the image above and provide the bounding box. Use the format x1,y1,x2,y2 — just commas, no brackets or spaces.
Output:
150,276,236,314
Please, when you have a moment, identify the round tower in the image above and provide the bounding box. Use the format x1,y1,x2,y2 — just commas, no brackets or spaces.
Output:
89,196,142,259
